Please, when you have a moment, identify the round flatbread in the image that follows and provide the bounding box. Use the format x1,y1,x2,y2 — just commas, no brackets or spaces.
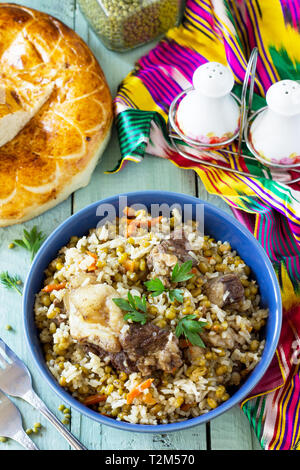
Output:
0,4,113,226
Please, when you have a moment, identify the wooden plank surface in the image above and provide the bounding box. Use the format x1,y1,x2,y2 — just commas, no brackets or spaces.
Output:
0,0,75,450
0,0,258,450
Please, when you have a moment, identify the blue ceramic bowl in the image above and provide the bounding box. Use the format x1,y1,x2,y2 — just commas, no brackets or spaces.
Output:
23,191,282,433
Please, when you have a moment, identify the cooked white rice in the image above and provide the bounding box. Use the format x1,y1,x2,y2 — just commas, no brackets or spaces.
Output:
35,209,268,424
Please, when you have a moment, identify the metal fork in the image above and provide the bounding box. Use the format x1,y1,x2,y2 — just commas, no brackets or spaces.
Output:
0,390,38,450
0,338,86,450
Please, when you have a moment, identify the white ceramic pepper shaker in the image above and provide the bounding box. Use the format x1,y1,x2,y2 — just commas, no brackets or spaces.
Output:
250,79,300,164
176,62,240,144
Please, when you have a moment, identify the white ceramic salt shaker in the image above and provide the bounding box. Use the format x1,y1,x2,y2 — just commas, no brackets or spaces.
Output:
176,62,240,144
250,80,300,164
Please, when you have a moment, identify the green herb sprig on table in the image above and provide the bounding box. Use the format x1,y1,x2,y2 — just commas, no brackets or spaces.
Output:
175,315,207,348
144,260,194,304
0,271,22,295
13,226,46,262
113,292,148,325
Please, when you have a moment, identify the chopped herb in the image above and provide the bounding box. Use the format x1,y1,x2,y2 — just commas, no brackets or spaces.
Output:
0,271,22,295
111,298,134,312
113,292,148,325
169,289,184,303
13,226,46,262
171,260,194,283
175,315,207,348
144,278,165,297
145,261,194,303
124,310,148,324
129,293,147,313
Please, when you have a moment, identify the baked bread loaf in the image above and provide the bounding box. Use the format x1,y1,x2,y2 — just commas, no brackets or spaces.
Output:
0,4,113,226
0,81,54,148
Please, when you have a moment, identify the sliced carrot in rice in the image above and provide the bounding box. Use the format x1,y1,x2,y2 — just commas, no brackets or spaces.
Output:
42,282,66,293
87,264,97,272
86,251,98,271
125,221,137,238
181,403,195,412
86,251,98,260
148,216,162,227
126,216,162,237
142,392,157,406
123,206,136,218
83,394,107,406
127,378,154,404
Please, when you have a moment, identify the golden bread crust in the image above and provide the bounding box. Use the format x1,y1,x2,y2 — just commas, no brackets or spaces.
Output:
0,4,113,226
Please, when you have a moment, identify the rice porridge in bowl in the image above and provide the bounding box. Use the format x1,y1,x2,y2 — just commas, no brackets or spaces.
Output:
35,207,268,425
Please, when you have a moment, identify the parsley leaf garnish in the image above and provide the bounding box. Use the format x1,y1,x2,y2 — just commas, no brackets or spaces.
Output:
168,289,184,303
13,226,46,262
144,278,165,297
113,293,148,325
124,310,147,324
175,315,207,348
171,260,194,283
0,271,22,295
144,261,194,304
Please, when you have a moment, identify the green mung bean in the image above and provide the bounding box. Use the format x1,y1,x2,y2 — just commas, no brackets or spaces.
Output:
78,0,182,51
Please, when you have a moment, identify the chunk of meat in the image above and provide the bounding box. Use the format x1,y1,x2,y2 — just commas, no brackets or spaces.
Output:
120,323,168,354
82,342,106,358
146,244,178,278
65,284,125,353
83,323,183,376
110,350,138,375
205,274,244,308
146,230,198,278
155,333,183,373
119,323,183,376
82,342,138,374
162,230,198,266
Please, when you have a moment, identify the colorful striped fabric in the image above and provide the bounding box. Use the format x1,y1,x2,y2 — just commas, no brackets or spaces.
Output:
113,0,300,449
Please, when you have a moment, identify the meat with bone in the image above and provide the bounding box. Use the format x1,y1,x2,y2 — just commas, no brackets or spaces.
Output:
119,323,183,376
161,230,198,266
205,274,244,308
83,323,183,376
146,230,198,278
65,283,125,353
82,343,138,375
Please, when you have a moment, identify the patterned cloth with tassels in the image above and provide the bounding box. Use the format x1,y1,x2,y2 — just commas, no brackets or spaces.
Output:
112,0,300,450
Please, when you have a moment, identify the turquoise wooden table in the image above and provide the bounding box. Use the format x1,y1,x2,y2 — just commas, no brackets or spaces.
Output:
0,0,261,450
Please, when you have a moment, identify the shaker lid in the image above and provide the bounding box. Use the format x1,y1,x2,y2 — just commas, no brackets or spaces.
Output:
266,80,300,116
193,62,235,98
